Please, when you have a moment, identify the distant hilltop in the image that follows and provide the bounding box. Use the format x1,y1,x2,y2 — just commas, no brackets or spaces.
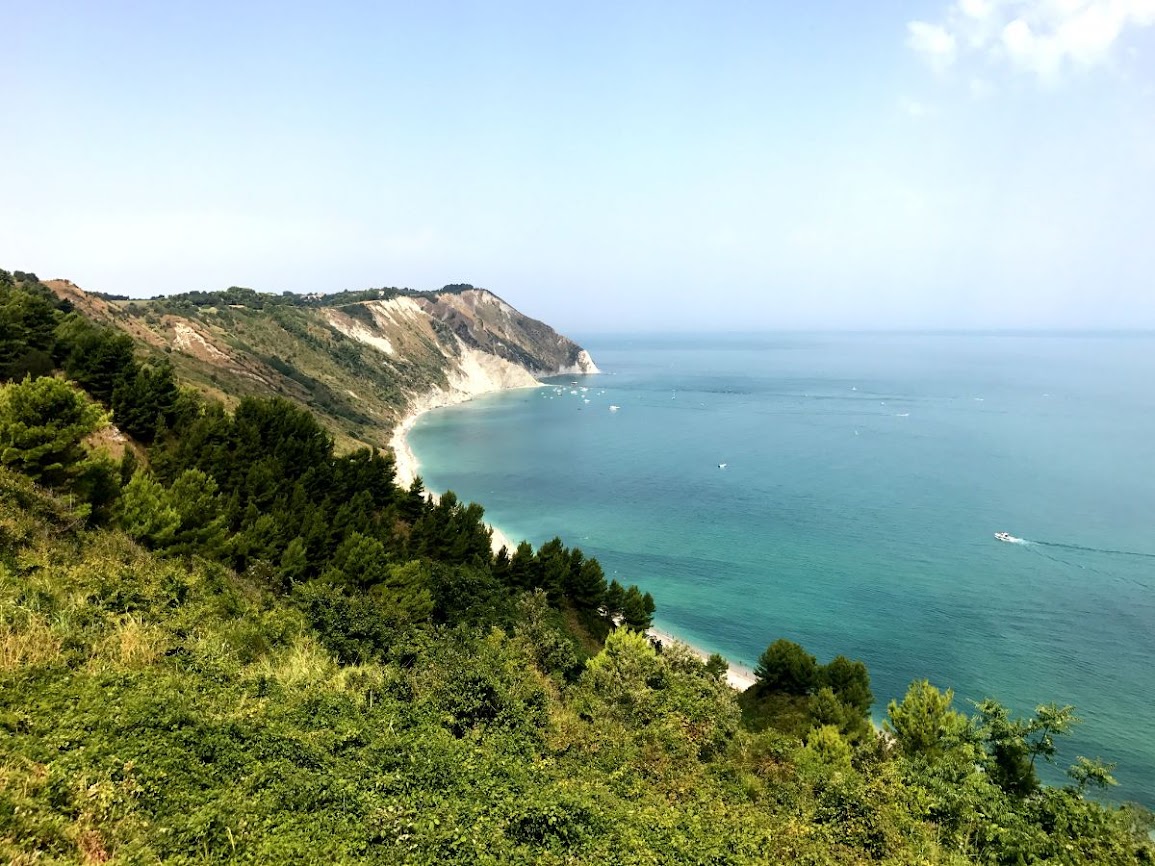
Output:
44,278,598,454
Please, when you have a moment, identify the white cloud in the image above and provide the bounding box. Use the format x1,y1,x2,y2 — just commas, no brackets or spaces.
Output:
908,0,1155,81
908,21,959,69
959,0,994,20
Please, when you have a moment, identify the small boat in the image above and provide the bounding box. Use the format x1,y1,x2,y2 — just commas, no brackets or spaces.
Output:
609,405,620,412
718,463,727,469
994,532,1016,543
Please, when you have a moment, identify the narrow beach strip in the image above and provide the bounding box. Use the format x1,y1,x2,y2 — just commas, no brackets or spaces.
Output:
391,391,756,692
647,625,757,692
390,392,530,556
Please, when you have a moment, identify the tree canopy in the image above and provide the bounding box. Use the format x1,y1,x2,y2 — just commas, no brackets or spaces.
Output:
754,638,819,696
0,375,105,489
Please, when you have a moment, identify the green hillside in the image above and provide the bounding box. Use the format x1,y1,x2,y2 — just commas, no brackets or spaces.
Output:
42,277,593,453
1,268,1152,864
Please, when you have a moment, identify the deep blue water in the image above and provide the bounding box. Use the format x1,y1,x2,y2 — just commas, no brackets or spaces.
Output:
408,333,1155,806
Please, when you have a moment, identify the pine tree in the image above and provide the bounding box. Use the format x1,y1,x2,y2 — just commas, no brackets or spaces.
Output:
492,545,512,582
0,282,58,381
536,537,569,605
568,556,608,611
509,540,539,590
118,472,181,548
329,532,390,590
373,560,434,625
621,585,652,630
754,639,818,696
279,536,310,585
604,579,626,618
820,655,873,717
112,361,179,442
0,375,105,489
168,468,228,556
400,476,428,523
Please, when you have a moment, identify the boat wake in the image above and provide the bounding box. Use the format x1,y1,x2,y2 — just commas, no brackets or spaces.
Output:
996,533,1154,560
1031,540,1155,560
997,532,1155,579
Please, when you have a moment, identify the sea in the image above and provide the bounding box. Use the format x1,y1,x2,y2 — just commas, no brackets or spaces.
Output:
407,333,1155,807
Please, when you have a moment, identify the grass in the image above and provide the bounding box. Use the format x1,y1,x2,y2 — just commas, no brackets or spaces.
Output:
1,617,60,672
89,615,167,671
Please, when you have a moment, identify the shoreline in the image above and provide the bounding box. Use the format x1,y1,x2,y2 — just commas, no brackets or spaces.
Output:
390,382,757,693
389,385,536,556
646,625,757,692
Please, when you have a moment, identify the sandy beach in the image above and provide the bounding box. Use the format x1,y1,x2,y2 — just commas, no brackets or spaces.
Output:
646,626,757,692
388,408,424,492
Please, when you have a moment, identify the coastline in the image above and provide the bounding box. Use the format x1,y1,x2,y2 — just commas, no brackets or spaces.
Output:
387,405,429,492
646,625,757,692
389,385,535,556
390,374,756,693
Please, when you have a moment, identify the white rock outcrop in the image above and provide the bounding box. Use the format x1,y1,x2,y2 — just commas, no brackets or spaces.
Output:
556,349,600,375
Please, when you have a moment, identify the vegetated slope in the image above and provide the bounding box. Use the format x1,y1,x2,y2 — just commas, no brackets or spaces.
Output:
0,473,756,864
44,280,597,451
3,471,1154,864
2,269,1154,864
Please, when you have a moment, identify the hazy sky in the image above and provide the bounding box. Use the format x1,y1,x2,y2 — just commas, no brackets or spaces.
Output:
4,1,1154,330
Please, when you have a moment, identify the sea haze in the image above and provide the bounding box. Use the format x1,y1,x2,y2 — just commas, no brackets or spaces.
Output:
408,332,1155,806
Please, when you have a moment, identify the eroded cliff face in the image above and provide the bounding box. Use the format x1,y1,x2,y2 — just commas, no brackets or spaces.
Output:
326,287,597,411
413,289,598,376
329,289,600,485
44,281,598,455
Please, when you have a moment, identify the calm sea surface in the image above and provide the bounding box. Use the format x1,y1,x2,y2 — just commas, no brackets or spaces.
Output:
408,333,1155,806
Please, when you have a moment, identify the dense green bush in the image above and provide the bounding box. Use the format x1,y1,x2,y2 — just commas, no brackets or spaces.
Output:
0,376,105,490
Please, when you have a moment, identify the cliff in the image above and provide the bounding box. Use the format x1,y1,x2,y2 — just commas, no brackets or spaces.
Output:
43,281,598,461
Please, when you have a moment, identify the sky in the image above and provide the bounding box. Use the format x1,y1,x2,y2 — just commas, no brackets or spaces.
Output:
3,0,1154,331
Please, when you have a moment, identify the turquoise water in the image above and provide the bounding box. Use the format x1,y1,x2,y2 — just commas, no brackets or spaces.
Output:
408,333,1155,806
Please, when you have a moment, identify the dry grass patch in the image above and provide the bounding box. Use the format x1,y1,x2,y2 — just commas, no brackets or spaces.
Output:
0,616,61,671
88,614,167,671
255,636,337,689
76,828,109,864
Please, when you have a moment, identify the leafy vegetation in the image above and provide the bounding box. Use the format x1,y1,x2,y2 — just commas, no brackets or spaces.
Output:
140,285,404,312
1,266,1152,863
129,282,480,315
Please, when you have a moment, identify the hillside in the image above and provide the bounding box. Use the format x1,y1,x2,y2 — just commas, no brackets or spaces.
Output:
4,456,1151,865
44,280,598,453
2,267,1153,864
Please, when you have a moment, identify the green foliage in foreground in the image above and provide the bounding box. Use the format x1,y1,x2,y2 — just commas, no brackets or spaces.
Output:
2,473,1152,865
0,376,105,489
742,639,876,745
0,268,1152,863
